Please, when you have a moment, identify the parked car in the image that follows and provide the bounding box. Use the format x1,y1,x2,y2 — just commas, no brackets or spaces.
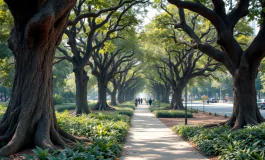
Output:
209,98,218,103
257,99,265,109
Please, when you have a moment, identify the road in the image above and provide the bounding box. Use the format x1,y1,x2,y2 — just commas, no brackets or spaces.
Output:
186,101,265,118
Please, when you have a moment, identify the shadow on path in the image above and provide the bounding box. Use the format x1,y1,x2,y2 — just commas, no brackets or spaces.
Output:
120,105,207,160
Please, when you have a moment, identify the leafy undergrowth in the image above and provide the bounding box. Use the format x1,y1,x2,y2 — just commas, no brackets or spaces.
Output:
0,103,134,160
153,110,193,118
55,103,97,112
173,124,265,159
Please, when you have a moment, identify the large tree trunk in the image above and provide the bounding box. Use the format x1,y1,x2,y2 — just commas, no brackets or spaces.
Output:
118,89,124,103
94,81,112,110
0,0,80,156
3,88,7,102
172,88,184,110
74,69,90,114
110,88,118,106
225,75,265,130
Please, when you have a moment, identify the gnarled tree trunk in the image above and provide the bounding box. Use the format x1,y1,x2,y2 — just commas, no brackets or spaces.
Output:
225,73,264,130
74,69,90,115
0,0,80,156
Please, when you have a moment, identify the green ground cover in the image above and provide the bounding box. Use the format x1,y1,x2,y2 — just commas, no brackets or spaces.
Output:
0,103,134,159
173,124,265,159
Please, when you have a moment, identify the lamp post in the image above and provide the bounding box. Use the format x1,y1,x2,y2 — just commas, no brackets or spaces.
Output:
185,86,188,125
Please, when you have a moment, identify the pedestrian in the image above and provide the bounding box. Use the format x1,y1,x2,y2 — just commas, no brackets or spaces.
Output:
140,98,143,104
149,98,152,106
135,99,138,107
138,98,140,104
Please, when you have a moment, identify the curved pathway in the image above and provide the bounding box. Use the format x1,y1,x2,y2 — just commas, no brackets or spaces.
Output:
120,105,207,160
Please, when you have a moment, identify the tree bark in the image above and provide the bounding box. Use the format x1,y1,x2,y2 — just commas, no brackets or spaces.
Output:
118,89,124,103
0,0,81,156
225,74,265,130
172,87,184,110
110,88,118,106
74,69,90,115
94,80,112,110
162,90,170,103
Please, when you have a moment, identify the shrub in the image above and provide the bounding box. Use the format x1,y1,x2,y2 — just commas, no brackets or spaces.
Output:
153,110,193,118
172,124,265,159
55,103,76,112
53,94,64,105
189,109,198,113
117,104,135,110
62,91,75,103
116,110,133,117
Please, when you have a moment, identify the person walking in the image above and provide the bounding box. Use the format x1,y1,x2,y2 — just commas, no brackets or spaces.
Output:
140,98,143,104
135,99,138,107
149,98,153,106
138,98,140,105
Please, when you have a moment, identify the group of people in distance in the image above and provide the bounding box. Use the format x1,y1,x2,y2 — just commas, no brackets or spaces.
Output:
135,98,154,107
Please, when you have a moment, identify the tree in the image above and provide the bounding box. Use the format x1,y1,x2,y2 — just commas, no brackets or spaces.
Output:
123,78,145,101
91,41,137,110
57,0,147,114
167,0,265,129
117,70,140,103
0,0,13,103
140,8,220,109
107,77,119,106
0,0,83,156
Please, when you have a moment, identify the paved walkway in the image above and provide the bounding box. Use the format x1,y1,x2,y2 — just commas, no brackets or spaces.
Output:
120,105,207,160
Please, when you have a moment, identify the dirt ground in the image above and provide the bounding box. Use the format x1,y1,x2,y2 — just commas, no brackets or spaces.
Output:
159,111,228,128
158,111,228,160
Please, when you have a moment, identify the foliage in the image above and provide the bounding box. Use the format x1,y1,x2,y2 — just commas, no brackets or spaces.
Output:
57,111,130,143
54,103,97,112
53,94,64,105
19,103,134,159
115,110,133,117
172,124,265,158
153,110,193,118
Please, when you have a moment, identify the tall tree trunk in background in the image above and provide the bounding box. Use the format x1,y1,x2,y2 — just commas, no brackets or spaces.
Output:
172,87,184,110
0,0,80,156
94,80,111,110
118,89,124,103
110,88,118,106
3,88,7,102
74,69,90,114
162,89,170,103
